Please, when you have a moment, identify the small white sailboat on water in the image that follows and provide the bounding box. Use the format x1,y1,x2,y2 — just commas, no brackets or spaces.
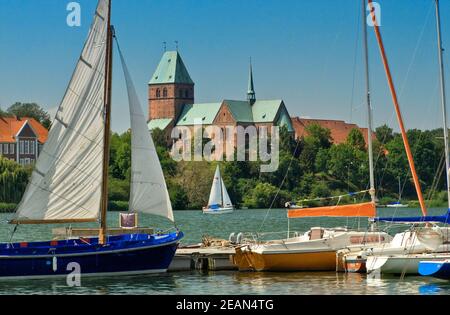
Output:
203,165,234,214
386,178,408,208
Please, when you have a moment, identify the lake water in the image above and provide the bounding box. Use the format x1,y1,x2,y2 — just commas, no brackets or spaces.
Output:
1,208,450,295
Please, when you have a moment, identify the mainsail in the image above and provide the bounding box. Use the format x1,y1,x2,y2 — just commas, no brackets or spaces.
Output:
117,43,174,222
208,165,222,207
12,0,109,223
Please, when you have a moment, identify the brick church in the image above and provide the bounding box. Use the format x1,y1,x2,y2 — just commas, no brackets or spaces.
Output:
147,51,294,142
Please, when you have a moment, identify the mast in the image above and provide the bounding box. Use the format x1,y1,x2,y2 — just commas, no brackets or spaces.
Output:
435,0,450,210
99,0,113,245
367,0,427,216
362,0,375,203
219,166,224,207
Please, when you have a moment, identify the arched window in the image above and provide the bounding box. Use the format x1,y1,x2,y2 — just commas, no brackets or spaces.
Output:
156,88,160,98
163,88,168,98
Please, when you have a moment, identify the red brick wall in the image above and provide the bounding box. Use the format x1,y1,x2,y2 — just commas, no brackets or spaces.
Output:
148,83,194,121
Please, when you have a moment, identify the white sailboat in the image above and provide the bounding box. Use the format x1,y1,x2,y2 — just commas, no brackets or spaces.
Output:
232,0,392,272
203,165,234,214
386,178,408,208
341,0,450,276
365,0,450,276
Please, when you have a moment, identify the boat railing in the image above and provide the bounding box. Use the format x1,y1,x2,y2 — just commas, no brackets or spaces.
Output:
237,230,304,244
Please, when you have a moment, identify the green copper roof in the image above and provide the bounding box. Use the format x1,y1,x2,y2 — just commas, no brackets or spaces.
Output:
149,51,194,85
224,100,254,122
251,100,283,122
173,99,291,127
176,103,222,126
147,118,173,130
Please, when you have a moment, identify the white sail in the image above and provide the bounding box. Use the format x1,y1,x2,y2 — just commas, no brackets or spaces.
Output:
221,178,233,207
208,165,222,207
12,0,109,223
118,45,174,222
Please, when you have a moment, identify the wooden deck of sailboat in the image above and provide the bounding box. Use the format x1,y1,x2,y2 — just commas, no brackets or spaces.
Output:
52,227,155,239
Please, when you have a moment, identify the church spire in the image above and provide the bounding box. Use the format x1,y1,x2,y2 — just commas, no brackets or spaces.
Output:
247,58,256,105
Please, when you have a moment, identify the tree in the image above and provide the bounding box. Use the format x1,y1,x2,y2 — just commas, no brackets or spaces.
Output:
0,157,30,203
109,132,131,180
346,128,366,151
7,102,51,129
298,124,332,173
305,123,332,149
0,107,12,117
151,128,167,149
243,182,290,208
327,143,367,191
375,124,394,144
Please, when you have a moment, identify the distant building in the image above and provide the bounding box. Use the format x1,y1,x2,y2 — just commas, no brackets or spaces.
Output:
147,51,293,144
0,116,48,166
291,117,373,145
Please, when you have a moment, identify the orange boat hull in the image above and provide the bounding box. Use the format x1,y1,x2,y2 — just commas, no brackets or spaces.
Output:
234,247,337,271
345,260,366,273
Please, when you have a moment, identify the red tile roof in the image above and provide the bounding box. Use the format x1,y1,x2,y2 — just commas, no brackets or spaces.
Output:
0,116,48,143
291,117,374,145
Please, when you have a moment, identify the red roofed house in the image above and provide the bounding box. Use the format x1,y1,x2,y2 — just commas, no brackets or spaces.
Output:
0,116,48,166
291,117,373,145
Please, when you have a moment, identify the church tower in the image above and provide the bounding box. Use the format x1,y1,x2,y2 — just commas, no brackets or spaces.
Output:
148,51,194,121
247,59,256,105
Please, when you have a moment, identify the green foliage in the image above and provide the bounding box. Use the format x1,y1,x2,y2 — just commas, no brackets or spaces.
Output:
108,177,129,201
375,124,394,143
0,203,17,213
3,121,449,211
6,102,51,129
0,157,30,204
108,200,129,212
243,182,290,208
109,131,131,180
151,128,168,148
346,128,366,151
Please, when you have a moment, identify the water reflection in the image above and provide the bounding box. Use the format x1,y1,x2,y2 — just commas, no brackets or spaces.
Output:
1,271,450,295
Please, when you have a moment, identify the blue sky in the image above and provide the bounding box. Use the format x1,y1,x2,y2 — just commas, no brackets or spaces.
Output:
1,0,449,133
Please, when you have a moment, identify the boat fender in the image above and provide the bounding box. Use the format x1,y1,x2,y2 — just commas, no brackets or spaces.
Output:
229,233,236,244
52,256,57,272
236,233,243,244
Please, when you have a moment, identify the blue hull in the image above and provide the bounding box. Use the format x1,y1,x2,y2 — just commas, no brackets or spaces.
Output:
0,232,183,279
419,260,450,280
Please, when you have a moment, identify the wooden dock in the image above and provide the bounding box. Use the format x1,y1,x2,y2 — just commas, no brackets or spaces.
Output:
169,247,237,272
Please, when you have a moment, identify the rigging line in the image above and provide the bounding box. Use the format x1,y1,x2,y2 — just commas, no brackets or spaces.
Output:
398,79,440,205
380,3,433,191
426,149,445,205
372,1,433,198
377,77,439,208
349,0,362,124
399,2,434,99
257,134,302,234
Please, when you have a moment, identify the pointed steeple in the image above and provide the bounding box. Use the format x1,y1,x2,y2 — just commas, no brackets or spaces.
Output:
247,58,256,105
